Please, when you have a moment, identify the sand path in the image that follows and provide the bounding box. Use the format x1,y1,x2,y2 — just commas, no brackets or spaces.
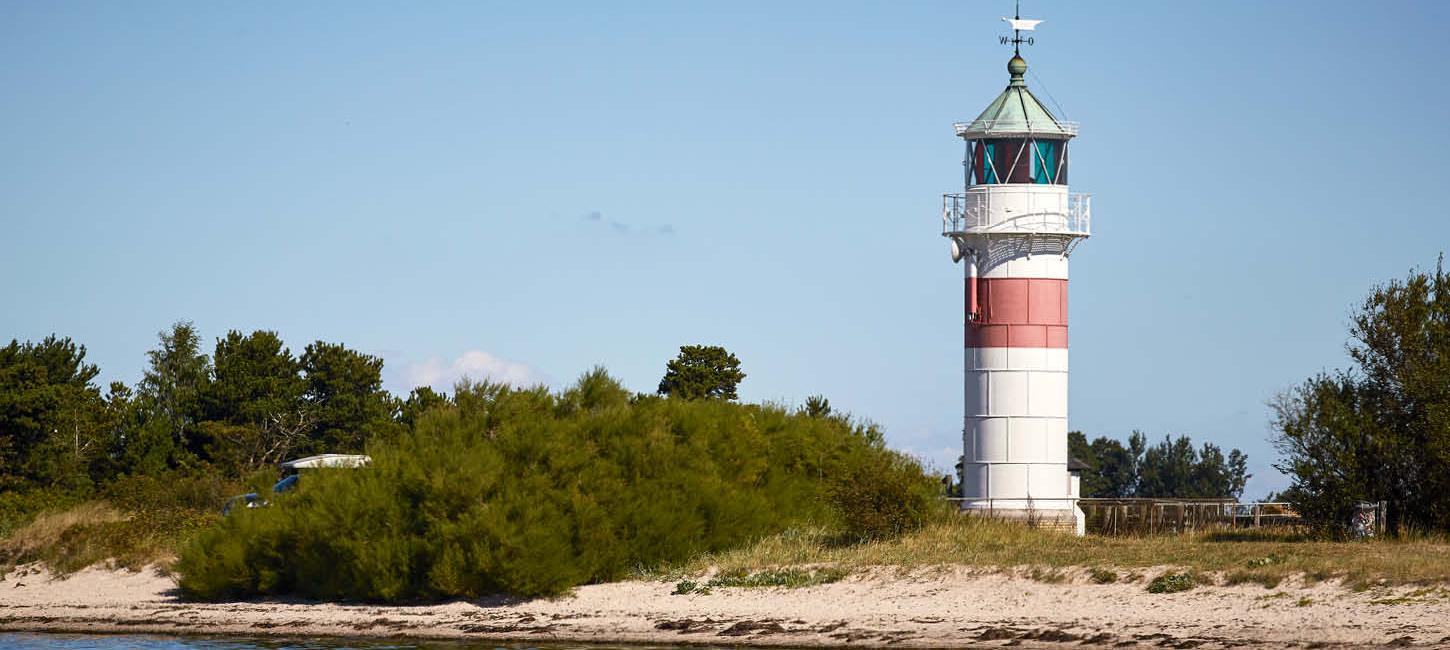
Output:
2,564,1448,648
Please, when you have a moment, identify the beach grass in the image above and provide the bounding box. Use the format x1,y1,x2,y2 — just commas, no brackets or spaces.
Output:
652,515,1450,589
0,500,217,575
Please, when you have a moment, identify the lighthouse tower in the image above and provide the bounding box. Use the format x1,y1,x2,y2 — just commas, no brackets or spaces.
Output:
942,16,1090,532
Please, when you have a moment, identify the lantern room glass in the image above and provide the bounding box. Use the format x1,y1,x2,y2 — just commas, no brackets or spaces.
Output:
966,138,1067,186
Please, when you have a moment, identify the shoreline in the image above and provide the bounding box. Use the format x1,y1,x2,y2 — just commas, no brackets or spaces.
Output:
2,564,1448,649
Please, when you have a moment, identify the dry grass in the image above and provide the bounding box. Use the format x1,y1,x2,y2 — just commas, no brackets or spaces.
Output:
653,516,1450,589
0,501,215,575
0,502,123,564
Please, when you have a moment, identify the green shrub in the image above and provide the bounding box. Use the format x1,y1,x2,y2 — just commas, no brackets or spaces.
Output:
826,447,942,542
177,373,927,601
1088,567,1118,584
1147,572,1197,594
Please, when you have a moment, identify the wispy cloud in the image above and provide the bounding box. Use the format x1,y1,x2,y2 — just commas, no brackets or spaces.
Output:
582,210,675,236
397,350,548,393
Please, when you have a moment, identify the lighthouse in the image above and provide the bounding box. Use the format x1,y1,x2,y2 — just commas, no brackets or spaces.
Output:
942,15,1090,533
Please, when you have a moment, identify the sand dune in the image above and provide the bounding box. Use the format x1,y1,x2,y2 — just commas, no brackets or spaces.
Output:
2,563,1448,648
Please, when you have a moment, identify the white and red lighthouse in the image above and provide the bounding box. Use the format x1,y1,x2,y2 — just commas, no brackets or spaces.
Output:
942,20,1090,533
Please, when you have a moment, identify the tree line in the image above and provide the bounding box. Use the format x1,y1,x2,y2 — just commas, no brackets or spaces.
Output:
1068,431,1250,500
0,328,754,494
1,323,401,491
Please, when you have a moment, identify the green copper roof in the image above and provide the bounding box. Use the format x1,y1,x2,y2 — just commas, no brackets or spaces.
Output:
957,55,1076,139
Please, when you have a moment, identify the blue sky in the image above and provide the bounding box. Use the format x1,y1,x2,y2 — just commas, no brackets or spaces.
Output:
4,1,1449,498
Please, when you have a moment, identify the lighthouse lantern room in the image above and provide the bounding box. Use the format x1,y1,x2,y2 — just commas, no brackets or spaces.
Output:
942,14,1091,534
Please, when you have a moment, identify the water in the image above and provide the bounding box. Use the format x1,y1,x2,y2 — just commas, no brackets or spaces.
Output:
0,633,601,650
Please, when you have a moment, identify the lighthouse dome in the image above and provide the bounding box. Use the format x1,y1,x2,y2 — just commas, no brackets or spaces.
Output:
956,55,1076,139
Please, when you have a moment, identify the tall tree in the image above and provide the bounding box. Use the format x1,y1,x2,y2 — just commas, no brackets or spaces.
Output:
657,345,746,401
1275,258,1450,534
299,341,394,452
198,330,307,470
0,336,106,488
136,321,210,463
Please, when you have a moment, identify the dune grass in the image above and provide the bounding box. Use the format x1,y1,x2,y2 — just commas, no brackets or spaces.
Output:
0,500,217,575
651,515,1450,590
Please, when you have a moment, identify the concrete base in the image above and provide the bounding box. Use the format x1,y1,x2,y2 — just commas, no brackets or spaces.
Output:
958,505,1085,536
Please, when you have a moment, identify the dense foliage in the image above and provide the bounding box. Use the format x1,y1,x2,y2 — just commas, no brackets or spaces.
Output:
175,370,938,601
1274,259,1450,535
1068,431,1250,500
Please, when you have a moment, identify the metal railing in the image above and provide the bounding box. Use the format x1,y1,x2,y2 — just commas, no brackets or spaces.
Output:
942,191,1091,237
954,119,1079,137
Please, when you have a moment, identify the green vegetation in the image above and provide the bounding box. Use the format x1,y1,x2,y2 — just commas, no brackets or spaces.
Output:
1274,258,1450,535
174,369,938,601
1068,430,1250,499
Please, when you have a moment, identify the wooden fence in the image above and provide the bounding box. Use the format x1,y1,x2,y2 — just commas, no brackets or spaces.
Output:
1078,499,1301,536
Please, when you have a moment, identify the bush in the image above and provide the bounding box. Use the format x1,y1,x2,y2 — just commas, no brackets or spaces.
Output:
1147,572,1197,594
177,373,929,601
827,447,942,542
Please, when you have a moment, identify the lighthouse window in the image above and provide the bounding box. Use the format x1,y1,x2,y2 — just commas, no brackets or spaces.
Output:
1031,141,1055,184
970,141,999,184
1031,140,1066,184
968,138,1067,186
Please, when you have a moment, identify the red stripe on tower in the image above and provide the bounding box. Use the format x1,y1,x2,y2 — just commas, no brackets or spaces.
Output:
966,278,1068,348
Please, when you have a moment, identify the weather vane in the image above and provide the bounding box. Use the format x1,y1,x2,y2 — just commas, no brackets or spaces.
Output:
999,1,1043,54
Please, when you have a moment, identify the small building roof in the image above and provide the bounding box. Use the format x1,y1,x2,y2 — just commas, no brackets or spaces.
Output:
1067,457,1092,473
956,54,1076,139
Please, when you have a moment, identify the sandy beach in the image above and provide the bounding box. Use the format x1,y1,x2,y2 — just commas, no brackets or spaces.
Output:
2,564,1448,648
